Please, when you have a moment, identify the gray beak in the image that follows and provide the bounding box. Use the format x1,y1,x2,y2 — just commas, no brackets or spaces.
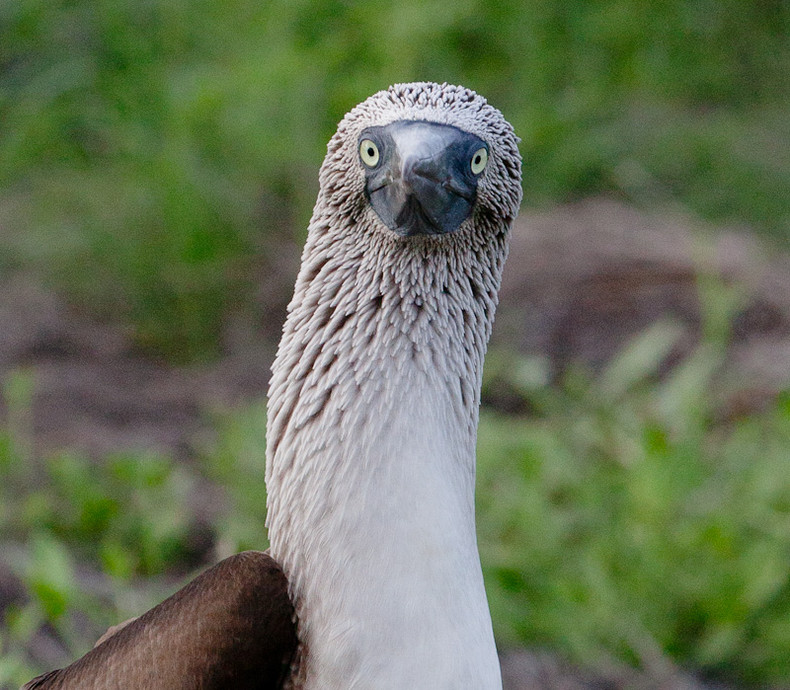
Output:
360,120,488,237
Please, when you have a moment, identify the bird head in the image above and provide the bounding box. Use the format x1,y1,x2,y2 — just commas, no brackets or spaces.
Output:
318,82,523,242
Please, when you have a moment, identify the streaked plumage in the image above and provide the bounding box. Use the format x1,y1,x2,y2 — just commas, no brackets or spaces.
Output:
23,82,522,690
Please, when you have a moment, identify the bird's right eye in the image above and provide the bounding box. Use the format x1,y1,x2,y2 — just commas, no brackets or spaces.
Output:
359,139,380,167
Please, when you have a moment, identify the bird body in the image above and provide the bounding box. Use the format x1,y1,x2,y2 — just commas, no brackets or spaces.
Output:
22,82,522,690
267,82,522,688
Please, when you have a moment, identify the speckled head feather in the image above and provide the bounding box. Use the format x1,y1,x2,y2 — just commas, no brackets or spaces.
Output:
319,82,522,237
267,82,522,690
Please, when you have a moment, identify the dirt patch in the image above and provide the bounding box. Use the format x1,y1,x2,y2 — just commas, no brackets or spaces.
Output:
496,198,790,404
0,275,282,458
499,648,724,690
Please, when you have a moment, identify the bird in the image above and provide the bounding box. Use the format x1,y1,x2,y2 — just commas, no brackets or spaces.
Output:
22,81,523,689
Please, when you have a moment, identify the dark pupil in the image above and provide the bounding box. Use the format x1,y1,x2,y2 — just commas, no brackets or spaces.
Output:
474,155,481,165
367,147,375,158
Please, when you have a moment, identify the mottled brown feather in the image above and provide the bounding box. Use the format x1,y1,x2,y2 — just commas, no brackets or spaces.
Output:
22,551,297,690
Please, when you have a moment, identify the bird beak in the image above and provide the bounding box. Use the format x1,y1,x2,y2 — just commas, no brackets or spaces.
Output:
361,121,487,237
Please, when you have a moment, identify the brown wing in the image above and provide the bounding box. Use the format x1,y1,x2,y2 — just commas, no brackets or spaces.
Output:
22,551,297,690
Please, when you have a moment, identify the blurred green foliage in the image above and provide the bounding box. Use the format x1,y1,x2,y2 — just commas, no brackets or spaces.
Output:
3,334,790,686
201,400,269,556
479,393,790,686
479,337,790,686
2,3,790,686
0,372,266,686
1,371,198,580
1,0,789,359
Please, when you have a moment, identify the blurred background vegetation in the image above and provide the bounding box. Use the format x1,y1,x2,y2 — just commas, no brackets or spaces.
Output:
2,0,789,359
1,0,790,687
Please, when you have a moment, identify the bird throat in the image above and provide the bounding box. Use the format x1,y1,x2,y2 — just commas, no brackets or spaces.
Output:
266,226,505,689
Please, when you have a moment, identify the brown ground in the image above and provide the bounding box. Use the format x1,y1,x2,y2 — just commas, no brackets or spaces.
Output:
3,198,789,688
497,198,790,399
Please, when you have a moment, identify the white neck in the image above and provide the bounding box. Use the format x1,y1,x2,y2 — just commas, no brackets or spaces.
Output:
266,213,506,689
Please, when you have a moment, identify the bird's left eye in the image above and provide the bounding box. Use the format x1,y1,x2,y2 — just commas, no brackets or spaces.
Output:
470,147,488,175
359,139,380,167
